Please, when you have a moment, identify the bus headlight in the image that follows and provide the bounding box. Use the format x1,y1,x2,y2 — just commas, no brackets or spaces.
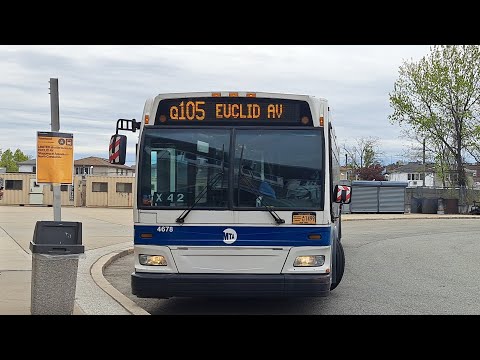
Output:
294,255,325,267
139,254,167,266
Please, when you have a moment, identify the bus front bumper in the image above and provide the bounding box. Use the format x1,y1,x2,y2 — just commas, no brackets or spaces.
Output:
131,272,331,298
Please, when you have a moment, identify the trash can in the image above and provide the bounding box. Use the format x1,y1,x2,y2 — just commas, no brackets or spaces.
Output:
30,221,84,315
437,198,445,214
421,198,438,214
444,199,459,214
411,197,422,213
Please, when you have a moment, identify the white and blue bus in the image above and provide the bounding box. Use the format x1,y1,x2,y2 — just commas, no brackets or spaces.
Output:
109,91,351,298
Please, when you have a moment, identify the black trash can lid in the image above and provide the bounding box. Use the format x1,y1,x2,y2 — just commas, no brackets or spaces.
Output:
30,221,84,255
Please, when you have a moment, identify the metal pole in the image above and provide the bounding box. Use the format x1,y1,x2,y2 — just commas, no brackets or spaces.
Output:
423,138,426,187
50,78,61,221
345,153,348,180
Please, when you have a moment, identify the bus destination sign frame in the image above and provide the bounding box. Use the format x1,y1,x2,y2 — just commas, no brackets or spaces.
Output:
155,97,313,126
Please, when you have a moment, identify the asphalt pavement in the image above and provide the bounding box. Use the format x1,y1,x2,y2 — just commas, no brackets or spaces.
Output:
0,205,478,315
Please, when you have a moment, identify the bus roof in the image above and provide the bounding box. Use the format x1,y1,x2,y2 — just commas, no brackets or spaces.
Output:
152,91,328,103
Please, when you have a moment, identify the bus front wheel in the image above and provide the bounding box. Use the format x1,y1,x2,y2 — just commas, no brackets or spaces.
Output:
330,240,345,291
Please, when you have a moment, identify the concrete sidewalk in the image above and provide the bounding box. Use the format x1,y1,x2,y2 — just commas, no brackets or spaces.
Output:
0,206,134,315
0,225,36,314
342,212,480,221
0,216,86,314
0,205,478,315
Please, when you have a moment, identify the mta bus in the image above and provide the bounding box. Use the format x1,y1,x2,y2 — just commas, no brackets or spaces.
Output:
109,91,351,298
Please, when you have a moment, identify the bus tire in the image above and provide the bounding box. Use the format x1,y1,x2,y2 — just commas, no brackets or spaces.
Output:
337,212,342,241
330,239,345,291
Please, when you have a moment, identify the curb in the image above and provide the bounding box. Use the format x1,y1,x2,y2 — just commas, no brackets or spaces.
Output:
343,215,480,221
90,248,150,315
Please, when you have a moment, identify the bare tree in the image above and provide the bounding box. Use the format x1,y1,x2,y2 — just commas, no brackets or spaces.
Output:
343,136,383,169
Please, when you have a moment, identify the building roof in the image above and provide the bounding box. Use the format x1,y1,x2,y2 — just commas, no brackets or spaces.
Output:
15,156,133,170
465,163,480,171
74,156,132,170
18,159,36,165
392,162,477,176
391,162,436,173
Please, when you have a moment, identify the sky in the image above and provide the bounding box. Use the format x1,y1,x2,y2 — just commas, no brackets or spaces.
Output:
0,45,433,166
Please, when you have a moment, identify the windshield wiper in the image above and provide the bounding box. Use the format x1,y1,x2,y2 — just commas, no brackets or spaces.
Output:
176,145,225,224
240,170,285,224
237,146,285,225
175,171,224,223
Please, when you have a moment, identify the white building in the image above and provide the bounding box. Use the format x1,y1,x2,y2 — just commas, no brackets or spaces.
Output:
388,162,436,187
18,159,36,173
74,156,134,177
389,161,475,188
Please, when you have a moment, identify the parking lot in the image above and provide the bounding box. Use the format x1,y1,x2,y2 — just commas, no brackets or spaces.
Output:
105,216,480,314
1,205,479,314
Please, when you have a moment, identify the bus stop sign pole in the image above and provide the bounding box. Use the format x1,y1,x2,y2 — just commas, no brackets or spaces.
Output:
50,78,61,221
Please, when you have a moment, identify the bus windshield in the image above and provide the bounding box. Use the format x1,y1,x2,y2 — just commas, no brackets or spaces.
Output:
139,128,324,210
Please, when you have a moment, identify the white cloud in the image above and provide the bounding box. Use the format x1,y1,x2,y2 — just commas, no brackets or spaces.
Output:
0,45,432,164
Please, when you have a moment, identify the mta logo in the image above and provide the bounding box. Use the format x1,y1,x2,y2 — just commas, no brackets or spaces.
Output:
222,228,237,244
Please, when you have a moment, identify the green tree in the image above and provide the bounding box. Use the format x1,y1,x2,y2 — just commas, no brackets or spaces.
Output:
0,149,16,172
363,144,376,168
13,149,29,163
389,45,480,189
0,148,31,172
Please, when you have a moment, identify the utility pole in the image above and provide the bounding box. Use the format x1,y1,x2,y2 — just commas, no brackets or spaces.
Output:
345,153,349,181
50,78,61,221
423,138,426,187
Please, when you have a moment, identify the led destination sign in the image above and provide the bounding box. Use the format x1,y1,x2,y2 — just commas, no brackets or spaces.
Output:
155,97,312,126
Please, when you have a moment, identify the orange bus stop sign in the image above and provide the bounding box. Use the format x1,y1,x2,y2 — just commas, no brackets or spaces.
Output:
36,131,74,184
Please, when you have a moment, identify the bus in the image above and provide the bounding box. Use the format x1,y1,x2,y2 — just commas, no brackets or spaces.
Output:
109,91,351,298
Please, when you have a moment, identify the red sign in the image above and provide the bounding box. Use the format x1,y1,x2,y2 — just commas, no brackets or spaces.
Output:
336,185,351,203
109,135,122,163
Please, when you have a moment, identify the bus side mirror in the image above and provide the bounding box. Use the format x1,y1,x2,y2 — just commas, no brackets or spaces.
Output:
333,185,351,204
109,134,127,165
